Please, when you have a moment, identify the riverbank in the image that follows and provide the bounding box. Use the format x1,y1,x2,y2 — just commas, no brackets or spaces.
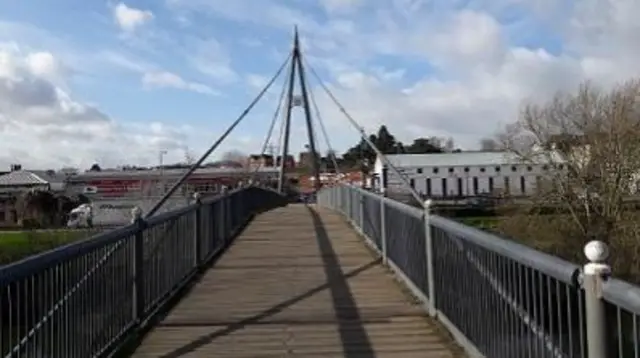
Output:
0,229,100,265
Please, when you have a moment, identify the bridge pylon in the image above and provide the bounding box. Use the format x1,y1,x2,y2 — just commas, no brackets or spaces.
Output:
277,26,322,194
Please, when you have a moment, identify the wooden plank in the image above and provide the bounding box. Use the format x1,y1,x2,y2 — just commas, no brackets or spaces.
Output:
131,204,465,357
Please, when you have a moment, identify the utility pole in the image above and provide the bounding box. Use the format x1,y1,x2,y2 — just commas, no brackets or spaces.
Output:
277,26,322,193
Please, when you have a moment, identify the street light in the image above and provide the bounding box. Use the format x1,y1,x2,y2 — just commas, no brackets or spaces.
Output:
159,150,168,195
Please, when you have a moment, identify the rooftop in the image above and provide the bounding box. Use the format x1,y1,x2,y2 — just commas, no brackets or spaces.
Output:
70,166,280,180
380,151,557,168
0,170,51,186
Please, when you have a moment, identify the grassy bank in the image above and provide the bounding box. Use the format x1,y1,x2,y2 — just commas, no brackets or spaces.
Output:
0,229,99,265
458,217,502,231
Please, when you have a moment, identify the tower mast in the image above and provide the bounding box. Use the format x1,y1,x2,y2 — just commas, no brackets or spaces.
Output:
277,26,322,193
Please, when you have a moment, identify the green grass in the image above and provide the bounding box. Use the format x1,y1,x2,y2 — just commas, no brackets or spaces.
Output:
0,229,98,265
459,216,502,230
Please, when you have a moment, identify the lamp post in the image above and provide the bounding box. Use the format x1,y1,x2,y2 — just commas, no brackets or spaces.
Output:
159,150,167,195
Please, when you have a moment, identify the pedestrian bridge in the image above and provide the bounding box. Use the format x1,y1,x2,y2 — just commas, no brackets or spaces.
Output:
1,185,639,357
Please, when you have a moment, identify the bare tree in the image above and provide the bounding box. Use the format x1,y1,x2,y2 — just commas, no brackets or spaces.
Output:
444,137,455,152
184,147,195,165
221,150,248,167
497,80,640,277
479,138,501,151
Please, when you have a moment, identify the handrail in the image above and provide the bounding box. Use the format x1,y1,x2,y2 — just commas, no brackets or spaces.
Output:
0,186,286,358
318,184,597,357
429,215,580,284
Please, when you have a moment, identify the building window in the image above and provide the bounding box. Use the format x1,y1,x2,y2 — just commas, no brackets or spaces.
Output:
442,178,448,197
504,176,510,195
464,167,470,173
426,178,432,196
410,178,415,188
527,166,533,171
433,167,439,174
480,167,486,173
520,176,526,194
542,165,549,171
495,166,501,172
511,165,517,172
489,177,494,192
558,164,564,170
417,168,423,174
457,178,463,196
448,167,454,173
473,177,479,195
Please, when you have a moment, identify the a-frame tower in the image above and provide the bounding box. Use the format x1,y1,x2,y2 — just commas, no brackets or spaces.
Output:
277,27,322,193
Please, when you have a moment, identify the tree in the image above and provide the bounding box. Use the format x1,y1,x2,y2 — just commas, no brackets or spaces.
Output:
405,138,444,154
479,138,501,151
497,80,640,278
443,137,455,152
89,163,101,172
184,147,195,165
17,190,59,228
221,150,248,166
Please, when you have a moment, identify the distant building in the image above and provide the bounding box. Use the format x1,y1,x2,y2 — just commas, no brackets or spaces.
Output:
247,154,275,169
276,155,296,169
0,168,67,194
0,166,67,227
373,152,558,199
65,166,280,226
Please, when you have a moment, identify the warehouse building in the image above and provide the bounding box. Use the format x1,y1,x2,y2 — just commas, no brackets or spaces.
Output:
372,151,559,198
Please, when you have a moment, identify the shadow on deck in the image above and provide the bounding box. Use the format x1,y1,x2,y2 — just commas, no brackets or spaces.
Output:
130,204,464,357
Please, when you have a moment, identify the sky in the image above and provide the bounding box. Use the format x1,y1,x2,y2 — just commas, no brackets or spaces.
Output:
0,0,639,170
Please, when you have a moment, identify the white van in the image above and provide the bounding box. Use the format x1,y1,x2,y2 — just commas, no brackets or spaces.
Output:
67,203,94,228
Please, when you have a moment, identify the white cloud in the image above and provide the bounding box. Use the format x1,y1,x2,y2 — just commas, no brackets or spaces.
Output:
142,71,218,95
320,0,364,14
247,0,640,151
0,47,211,170
113,3,154,32
186,37,237,83
245,74,268,91
5,0,640,171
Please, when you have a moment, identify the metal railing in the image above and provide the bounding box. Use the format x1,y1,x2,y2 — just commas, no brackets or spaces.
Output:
318,184,640,358
0,186,285,358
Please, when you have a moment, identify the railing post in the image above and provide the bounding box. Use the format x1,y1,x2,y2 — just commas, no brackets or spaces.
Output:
131,206,145,323
221,186,229,239
380,188,387,264
583,240,610,358
358,191,364,232
424,199,436,316
193,192,202,267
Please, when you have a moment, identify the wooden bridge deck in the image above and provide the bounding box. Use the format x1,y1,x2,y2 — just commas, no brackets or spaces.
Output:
131,204,464,357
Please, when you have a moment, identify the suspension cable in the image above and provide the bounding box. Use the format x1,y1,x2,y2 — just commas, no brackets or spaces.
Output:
146,53,292,218
245,60,291,185
307,79,341,176
302,57,425,207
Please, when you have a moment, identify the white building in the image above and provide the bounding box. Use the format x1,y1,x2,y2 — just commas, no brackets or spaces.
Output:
373,152,560,198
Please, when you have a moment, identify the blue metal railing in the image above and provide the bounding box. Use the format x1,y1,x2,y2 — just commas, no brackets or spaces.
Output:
318,184,640,358
0,186,285,357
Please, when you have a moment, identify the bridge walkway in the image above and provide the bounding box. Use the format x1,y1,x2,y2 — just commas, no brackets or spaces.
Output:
130,204,464,357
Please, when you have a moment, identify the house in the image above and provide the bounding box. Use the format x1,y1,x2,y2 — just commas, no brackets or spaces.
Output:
0,167,67,227
0,169,67,194
372,151,559,199
247,154,275,168
276,155,296,169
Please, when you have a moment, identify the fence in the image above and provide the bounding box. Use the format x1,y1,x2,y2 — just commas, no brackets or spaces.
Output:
0,186,285,358
317,184,640,358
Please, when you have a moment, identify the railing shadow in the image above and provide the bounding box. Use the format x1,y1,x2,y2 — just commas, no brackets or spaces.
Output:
306,205,376,357
154,258,379,357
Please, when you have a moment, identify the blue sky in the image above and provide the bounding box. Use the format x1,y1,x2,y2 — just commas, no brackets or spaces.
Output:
0,0,636,169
